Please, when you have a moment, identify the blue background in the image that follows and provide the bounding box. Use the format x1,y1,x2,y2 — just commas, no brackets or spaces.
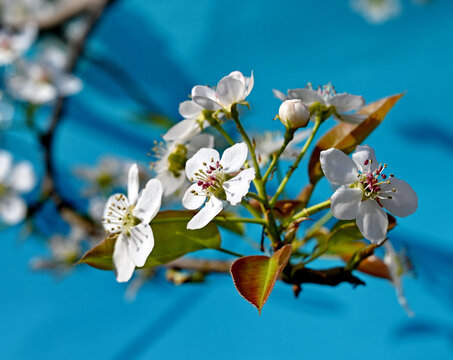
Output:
2,0,453,359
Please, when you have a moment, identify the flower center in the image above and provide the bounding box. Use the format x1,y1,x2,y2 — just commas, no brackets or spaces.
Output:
167,143,188,177
355,158,396,207
306,82,336,101
191,158,227,200
104,194,140,235
96,172,113,189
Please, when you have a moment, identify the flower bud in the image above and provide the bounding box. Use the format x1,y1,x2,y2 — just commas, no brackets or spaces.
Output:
278,99,310,129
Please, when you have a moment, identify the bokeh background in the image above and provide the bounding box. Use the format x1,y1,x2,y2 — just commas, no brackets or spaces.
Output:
2,0,453,359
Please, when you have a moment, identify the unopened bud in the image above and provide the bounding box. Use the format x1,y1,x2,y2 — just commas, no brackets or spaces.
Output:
278,99,310,129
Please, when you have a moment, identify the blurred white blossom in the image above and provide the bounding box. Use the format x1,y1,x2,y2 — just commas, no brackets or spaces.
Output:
350,0,402,24
6,45,82,104
0,150,36,225
0,22,37,66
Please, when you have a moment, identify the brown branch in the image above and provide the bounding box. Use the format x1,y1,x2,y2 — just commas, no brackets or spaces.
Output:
164,258,233,273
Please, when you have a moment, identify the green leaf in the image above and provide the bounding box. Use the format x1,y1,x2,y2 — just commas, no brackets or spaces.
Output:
79,210,221,270
214,212,245,235
308,93,404,185
230,245,292,314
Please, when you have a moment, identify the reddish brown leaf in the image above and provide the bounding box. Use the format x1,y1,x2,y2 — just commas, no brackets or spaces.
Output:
341,254,391,280
230,245,292,314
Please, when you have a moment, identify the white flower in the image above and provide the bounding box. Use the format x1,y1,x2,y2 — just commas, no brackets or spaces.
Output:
274,83,366,124
182,142,255,230
75,156,135,196
6,46,82,104
351,0,402,24
0,22,37,66
152,133,214,197
384,241,414,317
0,150,36,225
279,99,310,129
255,130,311,166
163,99,209,142
102,164,163,282
192,70,254,114
320,145,418,244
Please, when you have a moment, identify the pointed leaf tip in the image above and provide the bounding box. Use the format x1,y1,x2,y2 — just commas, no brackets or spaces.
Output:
230,244,292,314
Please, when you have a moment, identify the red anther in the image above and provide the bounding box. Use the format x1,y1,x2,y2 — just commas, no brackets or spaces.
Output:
382,174,387,179
197,180,203,186
210,166,216,171
364,159,369,166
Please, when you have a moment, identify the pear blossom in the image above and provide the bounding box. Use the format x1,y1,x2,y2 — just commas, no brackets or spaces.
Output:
163,99,209,142
278,99,310,129
6,46,82,104
384,241,414,317
102,164,163,282
320,145,417,244
0,22,37,66
350,0,402,24
75,156,135,196
0,150,36,225
192,70,254,114
183,142,255,230
151,133,214,197
254,130,311,166
274,83,366,124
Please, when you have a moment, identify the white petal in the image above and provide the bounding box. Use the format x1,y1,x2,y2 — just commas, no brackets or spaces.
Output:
356,200,388,244
55,73,83,96
192,85,221,110
157,172,186,197
352,145,378,173
320,148,359,186
187,196,223,230
0,195,26,225
163,119,201,142
187,134,215,154
334,113,367,124
102,193,129,234
9,161,36,193
216,76,245,108
12,23,37,53
273,89,289,101
128,223,155,267
133,179,162,223
179,100,203,118
127,164,139,205
220,142,248,173
244,71,254,97
328,93,364,112
185,148,220,181
0,150,12,183
287,88,325,105
330,186,362,220
113,234,136,283
223,168,255,206
182,183,206,210
380,178,418,217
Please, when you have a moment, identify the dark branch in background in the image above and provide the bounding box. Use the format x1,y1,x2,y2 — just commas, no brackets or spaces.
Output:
36,0,116,234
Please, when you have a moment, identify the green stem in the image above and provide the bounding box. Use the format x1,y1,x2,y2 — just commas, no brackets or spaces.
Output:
269,117,322,207
151,216,266,225
217,247,243,258
284,199,331,227
213,122,235,145
246,192,265,203
262,128,295,183
231,104,280,246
